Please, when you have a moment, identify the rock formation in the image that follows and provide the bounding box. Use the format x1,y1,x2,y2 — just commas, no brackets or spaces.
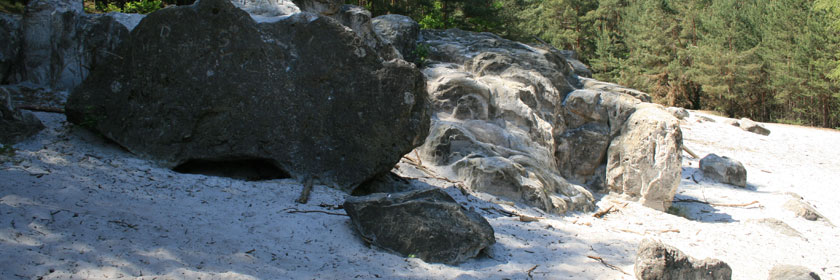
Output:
344,188,495,264
409,28,682,214
635,239,732,280
65,0,430,192
767,265,821,280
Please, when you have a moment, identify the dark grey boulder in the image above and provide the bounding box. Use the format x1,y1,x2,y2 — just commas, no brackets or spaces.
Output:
0,13,22,84
739,118,770,136
372,14,420,62
65,0,430,191
330,4,400,60
344,188,495,264
1,88,44,144
700,153,747,188
635,239,732,280
768,265,821,280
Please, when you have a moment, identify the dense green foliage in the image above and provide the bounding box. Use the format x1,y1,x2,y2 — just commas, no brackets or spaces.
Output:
358,0,840,128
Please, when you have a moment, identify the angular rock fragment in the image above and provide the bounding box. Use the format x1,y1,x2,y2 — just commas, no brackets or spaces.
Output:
739,118,770,136
699,153,747,188
635,239,732,280
783,198,828,222
666,107,689,120
66,0,430,191
344,188,495,264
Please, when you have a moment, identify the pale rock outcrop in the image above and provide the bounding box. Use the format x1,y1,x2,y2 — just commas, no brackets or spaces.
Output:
16,0,131,90
417,29,595,214
344,188,495,264
607,103,683,211
65,0,430,192
699,153,747,187
229,0,300,17
635,239,732,280
739,118,771,136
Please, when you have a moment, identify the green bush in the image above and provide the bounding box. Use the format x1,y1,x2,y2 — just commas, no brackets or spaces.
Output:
412,43,430,67
123,0,163,14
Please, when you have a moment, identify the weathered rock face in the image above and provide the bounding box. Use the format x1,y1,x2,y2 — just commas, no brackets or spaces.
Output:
1,88,44,144
768,265,821,280
344,188,495,264
372,14,419,62
411,28,683,213
635,239,732,280
739,118,770,136
65,0,430,191
417,29,596,214
607,103,683,211
0,14,22,84
699,153,747,187
230,0,300,17
16,0,132,90
329,5,399,60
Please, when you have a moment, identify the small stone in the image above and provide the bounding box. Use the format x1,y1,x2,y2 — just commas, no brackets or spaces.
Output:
635,239,732,280
768,264,821,280
739,118,771,136
783,198,826,222
700,153,747,187
666,107,690,120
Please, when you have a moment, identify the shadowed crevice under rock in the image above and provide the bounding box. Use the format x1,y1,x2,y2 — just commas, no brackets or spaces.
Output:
172,158,291,181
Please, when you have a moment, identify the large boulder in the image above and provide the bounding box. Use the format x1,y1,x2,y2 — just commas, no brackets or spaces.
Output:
0,14,22,84
699,154,747,187
635,239,732,280
344,188,495,264
65,0,430,191
607,103,683,211
18,0,132,90
1,88,44,144
767,265,821,280
739,118,770,136
372,14,420,62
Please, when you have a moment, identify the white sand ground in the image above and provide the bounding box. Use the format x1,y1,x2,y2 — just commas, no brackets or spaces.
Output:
1,111,838,280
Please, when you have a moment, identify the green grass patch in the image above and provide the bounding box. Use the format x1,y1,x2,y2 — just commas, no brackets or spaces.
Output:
0,0,25,14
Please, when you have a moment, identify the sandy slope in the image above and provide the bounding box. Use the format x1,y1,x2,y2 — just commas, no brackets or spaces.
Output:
1,111,838,279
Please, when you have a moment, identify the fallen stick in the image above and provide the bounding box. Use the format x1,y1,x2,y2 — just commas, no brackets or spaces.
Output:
295,177,314,204
682,145,699,159
526,264,538,279
17,105,65,114
587,256,630,275
285,209,347,216
592,205,616,218
674,198,759,208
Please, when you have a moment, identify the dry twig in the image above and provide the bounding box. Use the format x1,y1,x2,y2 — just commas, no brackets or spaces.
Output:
682,146,699,159
593,205,617,218
674,198,759,208
295,177,314,204
17,105,65,113
284,209,347,216
526,265,538,279
587,256,629,275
